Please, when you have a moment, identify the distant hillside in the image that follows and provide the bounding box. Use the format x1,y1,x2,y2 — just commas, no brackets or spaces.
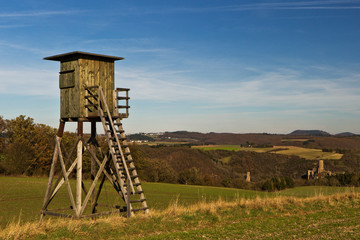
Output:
131,145,360,188
162,131,284,145
131,145,313,185
130,131,360,150
289,130,331,136
335,132,357,137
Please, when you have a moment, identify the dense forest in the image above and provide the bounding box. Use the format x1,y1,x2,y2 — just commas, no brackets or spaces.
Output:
1,115,360,191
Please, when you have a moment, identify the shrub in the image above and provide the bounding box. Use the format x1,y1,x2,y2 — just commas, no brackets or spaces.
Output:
262,176,295,191
178,167,203,185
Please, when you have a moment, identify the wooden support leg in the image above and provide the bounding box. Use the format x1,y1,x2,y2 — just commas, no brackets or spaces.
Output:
57,136,77,216
40,121,65,222
92,174,106,214
90,121,97,213
76,121,83,218
40,144,59,222
127,178,131,218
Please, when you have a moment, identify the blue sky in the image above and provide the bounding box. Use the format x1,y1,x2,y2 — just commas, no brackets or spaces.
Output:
0,0,360,134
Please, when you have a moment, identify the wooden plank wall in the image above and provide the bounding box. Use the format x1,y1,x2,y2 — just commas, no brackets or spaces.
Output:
78,58,115,118
59,57,115,119
60,60,79,118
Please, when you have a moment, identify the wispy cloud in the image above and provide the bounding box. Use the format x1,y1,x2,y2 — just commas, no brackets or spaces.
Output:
0,10,80,18
118,65,360,116
142,0,360,14
0,41,51,55
0,68,58,96
0,24,29,29
224,0,360,11
1,63,358,134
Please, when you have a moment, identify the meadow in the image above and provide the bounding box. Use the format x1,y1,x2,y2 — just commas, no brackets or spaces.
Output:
0,176,259,228
0,181,359,239
0,177,360,232
193,145,343,160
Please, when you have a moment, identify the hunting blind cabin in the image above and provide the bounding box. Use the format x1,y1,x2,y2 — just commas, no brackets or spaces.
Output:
40,51,148,220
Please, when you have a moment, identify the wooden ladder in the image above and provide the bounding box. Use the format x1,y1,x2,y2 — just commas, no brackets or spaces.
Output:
97,86,149,215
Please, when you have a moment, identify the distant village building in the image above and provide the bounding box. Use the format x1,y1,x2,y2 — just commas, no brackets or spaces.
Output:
246,171,251,182
307,159,332,180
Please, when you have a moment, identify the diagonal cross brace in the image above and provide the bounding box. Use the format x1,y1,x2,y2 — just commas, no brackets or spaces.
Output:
79,153,109,215
56,136,78,216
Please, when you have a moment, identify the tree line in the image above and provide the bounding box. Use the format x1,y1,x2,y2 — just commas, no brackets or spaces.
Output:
1,115,360,192
0,115,56,175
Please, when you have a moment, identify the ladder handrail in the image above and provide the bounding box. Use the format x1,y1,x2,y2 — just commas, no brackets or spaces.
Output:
98,86,135,194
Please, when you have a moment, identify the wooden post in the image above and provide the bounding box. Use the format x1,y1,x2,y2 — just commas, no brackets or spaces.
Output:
56,136,77,215
76,121,83,217
57,120,65,138
127,178,131,218
90,121,97,213
40,121,65,222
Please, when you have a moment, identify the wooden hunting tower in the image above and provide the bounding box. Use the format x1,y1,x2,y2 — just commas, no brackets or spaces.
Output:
44,51,125,120
40,51,148,221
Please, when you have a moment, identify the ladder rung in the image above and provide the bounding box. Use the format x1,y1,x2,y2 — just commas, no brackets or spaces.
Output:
118,105,130,109
116,155,128,160
117,97,130,100
112,143,126,148
131,207,148,212
115,160,129,165
112,137,126,141
126,159,133,163
107,129,124,133
121,175,138,179
114,144,127,149
112,138,127,142
116,153,130,159
134,191,144,194
119,113,129,118
119,167,136,171
130,199,146,203
116,88,130,91
133,182,141,187
106,122,122,126
84,95,98,99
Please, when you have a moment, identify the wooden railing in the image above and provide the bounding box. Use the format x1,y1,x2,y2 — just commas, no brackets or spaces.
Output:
84,86,130,119
115,88,130,119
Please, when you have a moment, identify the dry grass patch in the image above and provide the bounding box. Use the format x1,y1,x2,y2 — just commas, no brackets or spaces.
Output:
1,192,359,239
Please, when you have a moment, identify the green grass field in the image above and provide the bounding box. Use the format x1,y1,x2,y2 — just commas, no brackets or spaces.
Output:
0,176,359,230
193,145,343,160
1,182,360,239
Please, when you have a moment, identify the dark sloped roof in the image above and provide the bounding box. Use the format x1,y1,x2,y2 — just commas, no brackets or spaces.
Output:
44,51,124,61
